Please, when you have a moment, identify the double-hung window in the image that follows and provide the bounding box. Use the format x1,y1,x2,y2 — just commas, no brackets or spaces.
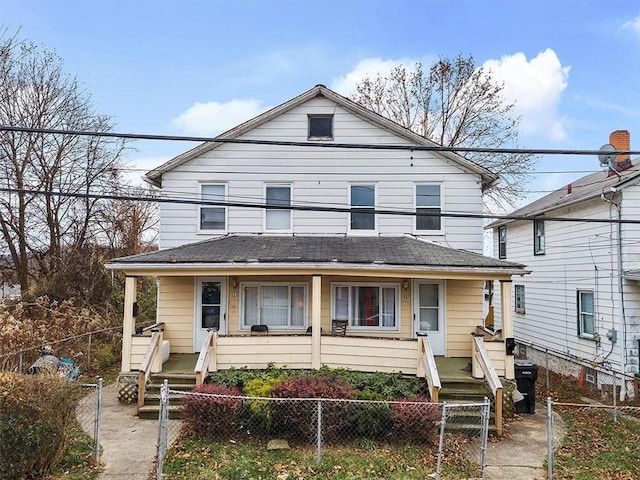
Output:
200,184,226,231
498,226,507,259
534,219,545,255
241,284,306,329
265,184,291,231
350,184,375,231
415,184,442,231
577,290,595,338
308,115,333,140
332,283,399,329
514,285,525,314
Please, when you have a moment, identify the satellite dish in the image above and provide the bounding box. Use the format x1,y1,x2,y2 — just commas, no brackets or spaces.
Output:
598,144,616,167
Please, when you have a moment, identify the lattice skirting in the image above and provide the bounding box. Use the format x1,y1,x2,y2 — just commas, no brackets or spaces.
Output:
117,373,138,404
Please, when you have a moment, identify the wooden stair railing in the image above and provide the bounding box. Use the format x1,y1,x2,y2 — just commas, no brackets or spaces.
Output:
471,332,503,435
417,335,441,403
194,329,217,386
137,331,162,409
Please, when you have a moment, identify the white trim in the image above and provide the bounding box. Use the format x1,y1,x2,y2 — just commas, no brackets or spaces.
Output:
413,279,446,355
413,182,444,235
330,281,401,332
347,183,378,235
197,182,228,234
263,183,293,232
239,281,308,330
194,277,227,350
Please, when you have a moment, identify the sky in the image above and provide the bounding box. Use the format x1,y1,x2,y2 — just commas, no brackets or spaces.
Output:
1,0,639,210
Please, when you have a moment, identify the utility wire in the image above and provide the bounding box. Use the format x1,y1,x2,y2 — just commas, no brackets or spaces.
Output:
1,125,638,156
3,186,640,225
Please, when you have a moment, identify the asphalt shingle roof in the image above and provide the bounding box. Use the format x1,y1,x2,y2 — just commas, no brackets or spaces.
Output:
110,235,524,270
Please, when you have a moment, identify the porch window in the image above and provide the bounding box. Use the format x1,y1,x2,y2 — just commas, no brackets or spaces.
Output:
200,184,226,231
332,283,399,329
241,283,306,329
350,184,375,231
533,219,545,255
265,184,292,231
514,284,525,314
577,290,594,338
415,184,442,231
498,226,507,259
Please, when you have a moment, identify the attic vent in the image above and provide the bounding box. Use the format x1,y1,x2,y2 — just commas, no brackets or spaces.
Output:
567,184,572,195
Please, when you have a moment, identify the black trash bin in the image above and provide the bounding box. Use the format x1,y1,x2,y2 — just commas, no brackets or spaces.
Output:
514,360,538,414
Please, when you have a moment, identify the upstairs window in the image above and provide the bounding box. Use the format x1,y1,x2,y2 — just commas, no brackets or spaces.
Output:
308,115,333,140
200,184,226,231
577,290,595,338
415,184,442,231
498,226,507,259
265,185,292,231
350,184,375,231
534,219,545,255
514,284,525,314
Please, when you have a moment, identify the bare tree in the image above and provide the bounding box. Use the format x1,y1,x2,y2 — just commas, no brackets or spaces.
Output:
0,30,126,294
352,55,536,208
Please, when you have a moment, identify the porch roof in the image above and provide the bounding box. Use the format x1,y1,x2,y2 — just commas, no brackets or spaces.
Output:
108,235,527,277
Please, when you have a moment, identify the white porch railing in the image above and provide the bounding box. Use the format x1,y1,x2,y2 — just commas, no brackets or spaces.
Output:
137,330,162,408
471,332,504,435
417,336,441,402
194,330,217,386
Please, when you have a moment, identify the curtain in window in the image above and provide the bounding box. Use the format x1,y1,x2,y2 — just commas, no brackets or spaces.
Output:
334,286,349,320
382,287,395,327
290,286,305,326
260,286,288,326
244,286,259,326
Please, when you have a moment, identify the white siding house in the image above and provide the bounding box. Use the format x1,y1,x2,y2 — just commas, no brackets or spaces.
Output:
488,130,640,395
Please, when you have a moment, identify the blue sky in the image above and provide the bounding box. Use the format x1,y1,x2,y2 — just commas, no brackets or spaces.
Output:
2,0,639,209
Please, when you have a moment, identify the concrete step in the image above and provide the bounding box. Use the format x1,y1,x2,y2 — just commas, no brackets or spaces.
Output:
138,404,183,420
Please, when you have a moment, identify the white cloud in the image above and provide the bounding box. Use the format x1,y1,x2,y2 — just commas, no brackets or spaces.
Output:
172,99,269,136
623,14,640,36
483,49,570,140
330,57,422,96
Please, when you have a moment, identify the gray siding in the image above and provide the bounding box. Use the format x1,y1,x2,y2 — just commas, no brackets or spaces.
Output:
159,96,485,252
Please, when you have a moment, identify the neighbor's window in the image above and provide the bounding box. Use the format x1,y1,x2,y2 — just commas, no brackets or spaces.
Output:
577,290,595,338
332,283,399,329
514,284,525,314
415,184,442,231
308,115,333,139
200,184,226,231
534,219,545,255
350,184,375,231
241,284,306,329
498,226,507,259
265,184,292,231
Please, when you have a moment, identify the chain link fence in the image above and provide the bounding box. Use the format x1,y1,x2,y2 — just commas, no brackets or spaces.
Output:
155,382,490,479
76,378,104,465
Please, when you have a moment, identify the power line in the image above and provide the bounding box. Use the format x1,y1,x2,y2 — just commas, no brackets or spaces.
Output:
1,125,638,156
3,186,640,225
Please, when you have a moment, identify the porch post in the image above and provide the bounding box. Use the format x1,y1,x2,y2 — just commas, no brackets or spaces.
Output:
121,276,138,372
311,275,321,369
500,280,515,380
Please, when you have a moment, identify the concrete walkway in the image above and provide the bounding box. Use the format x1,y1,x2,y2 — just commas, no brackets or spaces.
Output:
86,386,564,480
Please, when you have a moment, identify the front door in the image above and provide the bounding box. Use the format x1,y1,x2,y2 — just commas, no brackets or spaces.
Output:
413,281,445,355
195,277,227,352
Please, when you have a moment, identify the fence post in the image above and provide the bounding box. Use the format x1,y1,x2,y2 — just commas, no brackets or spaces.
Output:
94,377,103,465
545,349,550,388
87,333,92,371
18,351,23,373
480,397,490,477
435,402,447,480
613,371,618,423
547,397,553,480
157,380,169,480
316,400,322,463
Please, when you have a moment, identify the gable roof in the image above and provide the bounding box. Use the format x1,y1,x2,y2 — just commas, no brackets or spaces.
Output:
108,234,526,275
145,84,498,189
487,162,640,229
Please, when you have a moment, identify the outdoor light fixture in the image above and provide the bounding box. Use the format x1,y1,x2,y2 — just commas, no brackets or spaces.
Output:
402,280,410,290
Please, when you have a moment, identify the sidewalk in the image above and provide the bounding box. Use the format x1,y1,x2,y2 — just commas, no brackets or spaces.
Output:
89,388,565,479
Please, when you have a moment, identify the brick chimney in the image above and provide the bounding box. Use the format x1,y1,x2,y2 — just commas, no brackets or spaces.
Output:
609,130,632,172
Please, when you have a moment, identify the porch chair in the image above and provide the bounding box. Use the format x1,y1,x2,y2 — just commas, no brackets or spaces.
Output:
331,319,348,336
305,326,322,334
250,324,269,335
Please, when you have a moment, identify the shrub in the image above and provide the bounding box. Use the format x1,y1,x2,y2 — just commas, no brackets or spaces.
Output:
243,377,283,434
348,390,393,439
316,366,423,399
210,364,289,390
0,372,81,479
391,396,441,444
182,384,243,440
271,375,356,443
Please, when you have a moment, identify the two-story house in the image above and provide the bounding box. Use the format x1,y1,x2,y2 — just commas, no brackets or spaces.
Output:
108,85,527,422
487,130,640,400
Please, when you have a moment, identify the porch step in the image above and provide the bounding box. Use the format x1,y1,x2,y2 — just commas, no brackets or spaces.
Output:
137,372,198,419
138,404,183,420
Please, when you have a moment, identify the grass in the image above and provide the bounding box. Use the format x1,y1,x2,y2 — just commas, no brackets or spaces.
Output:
49,422,102,480
162,436,478,480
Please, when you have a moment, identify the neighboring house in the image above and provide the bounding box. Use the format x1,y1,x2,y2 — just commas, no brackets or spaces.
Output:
107,85,527,420
487,130,640,398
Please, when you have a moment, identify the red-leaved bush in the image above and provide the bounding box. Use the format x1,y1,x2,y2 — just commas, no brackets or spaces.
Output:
182,384,243,439
391,395,441,444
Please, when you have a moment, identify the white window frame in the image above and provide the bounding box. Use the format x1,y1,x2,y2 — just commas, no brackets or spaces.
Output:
577,289,595,339
348,183,377,234
498,226,507,259
534,219,545,255
308,114,334,140
264,183,293,232
240,282,307,330
514,284,525,314
414,183,443,233
331,282,400,331
198,183,227,233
